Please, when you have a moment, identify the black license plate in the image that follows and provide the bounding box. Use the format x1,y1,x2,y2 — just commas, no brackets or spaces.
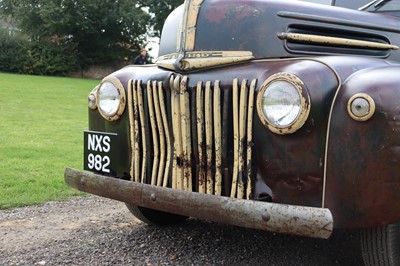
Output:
84,131,118,175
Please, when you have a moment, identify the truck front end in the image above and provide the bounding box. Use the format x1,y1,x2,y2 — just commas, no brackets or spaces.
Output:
65,0,400,264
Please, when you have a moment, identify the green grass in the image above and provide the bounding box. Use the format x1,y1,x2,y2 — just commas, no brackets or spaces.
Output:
0,72,100,209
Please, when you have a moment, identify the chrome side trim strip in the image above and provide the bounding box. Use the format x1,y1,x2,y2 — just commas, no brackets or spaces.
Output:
278,32,399,50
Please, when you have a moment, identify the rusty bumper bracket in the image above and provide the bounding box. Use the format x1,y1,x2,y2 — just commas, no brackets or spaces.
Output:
64,168,333,239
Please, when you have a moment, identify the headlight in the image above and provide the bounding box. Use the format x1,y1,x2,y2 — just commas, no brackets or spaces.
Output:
97,77,126,121
88,86,98,110
347,93,375,122
256,73,311,135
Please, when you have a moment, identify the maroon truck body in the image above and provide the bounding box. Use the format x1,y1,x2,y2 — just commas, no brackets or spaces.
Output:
65,1,400,263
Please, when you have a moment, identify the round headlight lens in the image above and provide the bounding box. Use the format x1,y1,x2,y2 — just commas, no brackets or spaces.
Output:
261,80,301,128
257,73,311,135
97,77,126,121
98,82,120,116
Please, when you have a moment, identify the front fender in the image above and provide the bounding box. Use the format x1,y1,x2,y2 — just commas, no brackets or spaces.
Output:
325,65,400,228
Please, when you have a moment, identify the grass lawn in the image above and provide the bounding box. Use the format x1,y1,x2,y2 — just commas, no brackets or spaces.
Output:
0,72,100,209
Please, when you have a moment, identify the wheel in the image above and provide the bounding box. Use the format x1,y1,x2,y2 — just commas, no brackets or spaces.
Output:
361,223,400,266
125,203,188,226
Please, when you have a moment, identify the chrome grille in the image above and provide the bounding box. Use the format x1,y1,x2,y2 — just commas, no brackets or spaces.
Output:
128,76,257,199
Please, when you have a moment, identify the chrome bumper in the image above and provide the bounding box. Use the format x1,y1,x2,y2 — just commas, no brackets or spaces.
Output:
64,167,333,239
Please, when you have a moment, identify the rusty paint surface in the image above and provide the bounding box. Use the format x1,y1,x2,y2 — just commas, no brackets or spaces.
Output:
252,59,339,208
325,66,400,229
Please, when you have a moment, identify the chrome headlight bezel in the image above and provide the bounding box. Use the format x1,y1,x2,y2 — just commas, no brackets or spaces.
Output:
88,86,99,110
96,77,126,121
256,72,311,135
347,93,375,122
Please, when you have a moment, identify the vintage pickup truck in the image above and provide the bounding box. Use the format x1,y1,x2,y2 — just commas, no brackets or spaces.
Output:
65,0,400,265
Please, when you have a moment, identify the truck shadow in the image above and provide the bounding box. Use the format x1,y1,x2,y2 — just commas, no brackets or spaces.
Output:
125,217,363,266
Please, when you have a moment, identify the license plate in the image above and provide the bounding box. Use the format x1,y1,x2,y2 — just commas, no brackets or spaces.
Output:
84,131,118,175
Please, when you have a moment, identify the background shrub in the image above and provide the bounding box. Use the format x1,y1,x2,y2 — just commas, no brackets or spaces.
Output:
24,41,79,76
0,30,29,73
0,31,79,76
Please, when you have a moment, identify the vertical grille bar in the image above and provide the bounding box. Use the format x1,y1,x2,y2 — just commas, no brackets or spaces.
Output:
170,77,177,189
128,80,136,182
152,81,166,187
157,81,172,187
172,76,184,190
214,80,222,196
147,81,159,186
205,81,214,195
221,89,231,196
237,79,249,199
246,79,257,199
180,76,193,191
196,81,206,193
231,79,239,198
132,81,141,182
136,80,148,183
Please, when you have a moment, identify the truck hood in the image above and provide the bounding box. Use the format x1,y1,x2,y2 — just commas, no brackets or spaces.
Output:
157,0,400,71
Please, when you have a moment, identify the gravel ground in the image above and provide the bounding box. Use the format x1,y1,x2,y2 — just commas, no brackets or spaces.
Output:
0,196,364,266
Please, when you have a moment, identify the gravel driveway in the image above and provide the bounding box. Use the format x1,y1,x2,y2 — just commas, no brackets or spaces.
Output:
0,196,364,265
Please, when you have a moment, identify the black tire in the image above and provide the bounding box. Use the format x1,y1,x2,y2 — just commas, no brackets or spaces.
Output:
125,203,188,226
361,223,400,266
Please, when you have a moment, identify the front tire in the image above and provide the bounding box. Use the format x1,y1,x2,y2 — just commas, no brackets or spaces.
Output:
125,203,188,226
361,223,400,266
